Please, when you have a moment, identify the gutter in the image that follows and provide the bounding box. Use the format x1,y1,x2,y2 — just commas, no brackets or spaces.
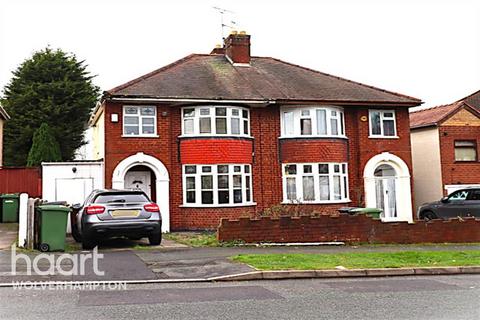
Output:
108,96,275,106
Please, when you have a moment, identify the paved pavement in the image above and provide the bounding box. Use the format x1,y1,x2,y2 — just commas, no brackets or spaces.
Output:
0,275,478,319
0,242,479,283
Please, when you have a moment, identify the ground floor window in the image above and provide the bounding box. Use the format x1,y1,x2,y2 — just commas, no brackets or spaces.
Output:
282,162,349,203
183,164,253,206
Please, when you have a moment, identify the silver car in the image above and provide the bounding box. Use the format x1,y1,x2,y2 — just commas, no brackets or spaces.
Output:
71,189,162,250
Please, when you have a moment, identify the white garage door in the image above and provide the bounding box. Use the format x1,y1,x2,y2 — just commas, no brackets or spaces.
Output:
55,178,95,205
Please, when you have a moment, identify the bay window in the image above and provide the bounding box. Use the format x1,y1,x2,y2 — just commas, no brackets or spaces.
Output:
282,163,349,203
182,106,250,136
369,110,397,137
183,164,253,206
123,106,157,136
281,106,345,137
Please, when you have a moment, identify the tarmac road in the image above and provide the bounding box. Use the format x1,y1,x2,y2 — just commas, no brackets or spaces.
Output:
0,275,478,320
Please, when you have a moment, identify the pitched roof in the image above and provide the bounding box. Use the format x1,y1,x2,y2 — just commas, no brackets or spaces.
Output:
0,105,9,120
409,101,480,129
410,89,480,129
459,89,480,108
105,54,421,106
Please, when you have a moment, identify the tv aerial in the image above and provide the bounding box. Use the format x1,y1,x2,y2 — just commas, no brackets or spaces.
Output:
213,6,237,42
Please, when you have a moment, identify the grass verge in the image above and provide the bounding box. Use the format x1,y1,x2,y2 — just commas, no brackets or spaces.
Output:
231,251,480,270
163,232,220,247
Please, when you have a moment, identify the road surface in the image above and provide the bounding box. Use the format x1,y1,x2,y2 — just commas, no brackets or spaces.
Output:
0,275,478,319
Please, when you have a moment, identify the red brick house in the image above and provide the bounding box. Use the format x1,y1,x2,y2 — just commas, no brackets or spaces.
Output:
410,90,480,210
90,32,422,231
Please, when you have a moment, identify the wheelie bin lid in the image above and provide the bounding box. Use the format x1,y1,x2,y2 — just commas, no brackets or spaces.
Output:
37,205,71,213
0,193,19,199
350,207,383,214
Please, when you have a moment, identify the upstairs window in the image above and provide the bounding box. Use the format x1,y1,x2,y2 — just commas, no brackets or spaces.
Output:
455,140,477,162
369,110,397,137
182,106,250,137
123,106,157,136
281,106,345,138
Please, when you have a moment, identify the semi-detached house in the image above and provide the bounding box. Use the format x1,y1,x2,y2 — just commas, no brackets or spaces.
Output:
90,32,422,231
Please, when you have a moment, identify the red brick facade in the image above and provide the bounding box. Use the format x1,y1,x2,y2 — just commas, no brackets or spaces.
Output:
180,138,253,164
101,102,414,230
218,215,480,244
438,125,480,190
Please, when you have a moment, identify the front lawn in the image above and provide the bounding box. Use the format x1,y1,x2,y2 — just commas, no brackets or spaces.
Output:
163,232,220,247
231,251,480,270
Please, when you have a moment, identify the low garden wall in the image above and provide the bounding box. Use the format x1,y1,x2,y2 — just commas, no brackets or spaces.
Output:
217,214,480,244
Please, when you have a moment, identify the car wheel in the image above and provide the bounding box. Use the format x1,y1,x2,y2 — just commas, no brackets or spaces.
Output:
71,223,82,243
422,210,437,221
148,231,162,246
82,238,96,250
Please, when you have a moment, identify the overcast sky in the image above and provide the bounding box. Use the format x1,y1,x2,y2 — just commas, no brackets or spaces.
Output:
1,0,479,108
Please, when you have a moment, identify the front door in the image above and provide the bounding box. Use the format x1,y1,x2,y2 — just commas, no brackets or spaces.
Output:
374,164,397,219
124,171,151,198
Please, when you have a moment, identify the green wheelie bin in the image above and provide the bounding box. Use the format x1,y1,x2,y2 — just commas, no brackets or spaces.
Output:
37,205,71,252
350,207,383,219
0,194,20,223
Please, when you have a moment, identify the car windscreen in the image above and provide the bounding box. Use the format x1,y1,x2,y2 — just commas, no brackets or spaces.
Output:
94,193,149,204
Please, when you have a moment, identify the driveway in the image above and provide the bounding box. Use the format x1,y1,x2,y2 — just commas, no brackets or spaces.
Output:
0,223,17,250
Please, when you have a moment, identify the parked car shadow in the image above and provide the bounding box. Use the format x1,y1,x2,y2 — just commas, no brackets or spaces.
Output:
65,235,162,252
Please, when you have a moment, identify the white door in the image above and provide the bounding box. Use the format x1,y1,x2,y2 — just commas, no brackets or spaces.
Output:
124,171,151,198
374,164,397,219
375,178,397,218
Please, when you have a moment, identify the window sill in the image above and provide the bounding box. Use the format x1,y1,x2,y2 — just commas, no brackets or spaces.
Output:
281,199,351,205
180,202,257,208
278,135,348,140
178,135,254,139
122,134,159,138
368,135,399,139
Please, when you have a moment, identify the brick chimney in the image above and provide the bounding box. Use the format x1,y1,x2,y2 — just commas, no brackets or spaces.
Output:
224,31,251,65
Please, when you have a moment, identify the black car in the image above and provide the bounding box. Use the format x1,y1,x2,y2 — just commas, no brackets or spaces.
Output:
417,188,480,220
71,189,162,249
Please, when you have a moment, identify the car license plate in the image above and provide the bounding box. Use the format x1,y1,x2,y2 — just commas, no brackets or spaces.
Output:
111,210,140,218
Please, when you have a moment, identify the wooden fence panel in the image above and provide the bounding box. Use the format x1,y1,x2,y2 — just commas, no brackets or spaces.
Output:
0,167,42,197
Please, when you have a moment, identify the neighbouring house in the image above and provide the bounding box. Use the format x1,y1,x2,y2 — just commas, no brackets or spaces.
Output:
410,90,480,210
90,32,422,231
0,105,10,167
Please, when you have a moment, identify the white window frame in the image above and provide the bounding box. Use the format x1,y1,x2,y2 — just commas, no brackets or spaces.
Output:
280,106,346,138
122,105,158,137
181,106,251,137
368,109,398,138
182,164,254,207
282,162,350,204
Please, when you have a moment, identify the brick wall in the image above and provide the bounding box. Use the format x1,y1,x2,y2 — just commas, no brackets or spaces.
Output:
280,138,348,163
218,215,480,244
180,138,253,164
439,125,480,190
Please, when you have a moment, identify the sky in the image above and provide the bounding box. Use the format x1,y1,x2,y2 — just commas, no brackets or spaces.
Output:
1,0,479,109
